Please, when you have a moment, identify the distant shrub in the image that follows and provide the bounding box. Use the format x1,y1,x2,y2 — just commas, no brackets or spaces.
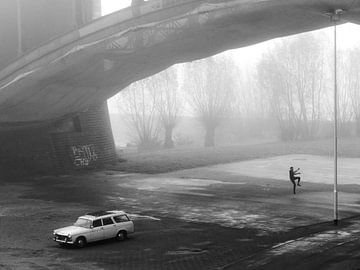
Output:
136,138,162,152
174,133,193,146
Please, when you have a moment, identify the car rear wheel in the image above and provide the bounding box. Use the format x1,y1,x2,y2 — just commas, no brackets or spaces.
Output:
116,230,127,241
75,237,86,248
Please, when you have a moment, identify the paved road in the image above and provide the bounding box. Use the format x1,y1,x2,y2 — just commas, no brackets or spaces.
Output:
1,158,360,269
224,217,360,270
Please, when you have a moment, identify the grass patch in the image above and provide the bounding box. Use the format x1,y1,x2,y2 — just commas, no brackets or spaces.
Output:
110,138,360,174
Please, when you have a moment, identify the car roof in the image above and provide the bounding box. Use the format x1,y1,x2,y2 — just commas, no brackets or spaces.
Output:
80,210,126,220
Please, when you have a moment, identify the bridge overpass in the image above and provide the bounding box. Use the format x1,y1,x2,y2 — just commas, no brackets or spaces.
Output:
1,0,359,124
0,0,359,173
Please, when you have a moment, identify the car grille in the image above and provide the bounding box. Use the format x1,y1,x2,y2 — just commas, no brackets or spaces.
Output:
55,234,67,241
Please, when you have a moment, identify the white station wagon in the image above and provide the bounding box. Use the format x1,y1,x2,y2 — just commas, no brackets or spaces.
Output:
53,210,134,247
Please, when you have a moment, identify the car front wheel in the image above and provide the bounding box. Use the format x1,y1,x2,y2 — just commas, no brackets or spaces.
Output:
75,237,87,248
116,230,127,241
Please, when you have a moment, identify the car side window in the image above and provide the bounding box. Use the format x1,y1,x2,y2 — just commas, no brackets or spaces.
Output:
93,219,102,228
113,215,130,223
102,217,114,226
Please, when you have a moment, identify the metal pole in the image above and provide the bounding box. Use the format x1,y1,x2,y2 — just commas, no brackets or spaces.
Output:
333,20,338,225
329,9,343,225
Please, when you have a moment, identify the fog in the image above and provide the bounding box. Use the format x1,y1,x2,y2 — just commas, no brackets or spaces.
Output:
108,23,360,150
3,2,360,268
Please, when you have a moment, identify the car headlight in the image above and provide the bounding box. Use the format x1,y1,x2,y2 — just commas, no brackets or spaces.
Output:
67,234,72,240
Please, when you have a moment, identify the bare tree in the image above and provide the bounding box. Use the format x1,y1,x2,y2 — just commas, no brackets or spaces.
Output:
231,65,270,140
150,66,182,148
183,56,236,147
118,79,161,151
337,53,354,136
339,49,360,136
257,33,327,141
258,53,296,140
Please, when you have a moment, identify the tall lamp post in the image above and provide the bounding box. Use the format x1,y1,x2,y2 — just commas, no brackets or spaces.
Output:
329,9,343,226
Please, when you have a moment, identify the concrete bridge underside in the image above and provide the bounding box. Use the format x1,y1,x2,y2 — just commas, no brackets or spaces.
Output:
0,0,360,125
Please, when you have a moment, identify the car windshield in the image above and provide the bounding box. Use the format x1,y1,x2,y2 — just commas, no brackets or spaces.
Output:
74,218,91,228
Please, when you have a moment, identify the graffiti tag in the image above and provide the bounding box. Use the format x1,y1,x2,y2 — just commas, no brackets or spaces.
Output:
71,144,98,167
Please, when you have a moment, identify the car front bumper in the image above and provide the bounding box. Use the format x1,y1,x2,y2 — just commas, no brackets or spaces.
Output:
53,234,74,244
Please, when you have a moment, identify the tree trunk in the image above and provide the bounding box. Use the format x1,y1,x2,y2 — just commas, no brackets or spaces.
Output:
204,125,216,147
164,127,174,148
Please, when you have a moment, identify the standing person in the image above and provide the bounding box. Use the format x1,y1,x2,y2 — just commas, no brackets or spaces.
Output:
289,166,301,194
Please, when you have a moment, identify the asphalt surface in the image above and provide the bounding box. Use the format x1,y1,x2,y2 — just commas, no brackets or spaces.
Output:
1,156,360,269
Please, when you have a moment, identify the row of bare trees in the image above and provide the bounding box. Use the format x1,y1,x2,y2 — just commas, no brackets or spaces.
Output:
257,34,327,140
258,33,360,140
117,56,239,149
116,32,360,149
119,67,181,150
338,49,360,136
183,57,237,146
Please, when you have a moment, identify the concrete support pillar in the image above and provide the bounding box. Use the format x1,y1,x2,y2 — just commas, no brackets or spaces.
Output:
92,0,102,19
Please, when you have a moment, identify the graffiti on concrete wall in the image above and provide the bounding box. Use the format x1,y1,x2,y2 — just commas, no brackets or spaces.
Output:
71,144,98,167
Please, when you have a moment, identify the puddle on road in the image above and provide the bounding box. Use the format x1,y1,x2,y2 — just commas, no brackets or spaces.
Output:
166,247,208,256
107,196,139,203
236,238,253,242
119,178,247,192
122,178,223,190
107,192,293,233
178,207,278,232
129,214,161,221
109,177,308,233
108,173,136,178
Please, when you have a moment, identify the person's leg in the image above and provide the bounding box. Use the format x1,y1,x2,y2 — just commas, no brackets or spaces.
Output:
295,176,301,186
291,180,296,194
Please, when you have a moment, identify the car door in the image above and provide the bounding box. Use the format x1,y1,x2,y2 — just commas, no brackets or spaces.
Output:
102,217,117,239
113,214,134,233
88,219,104,242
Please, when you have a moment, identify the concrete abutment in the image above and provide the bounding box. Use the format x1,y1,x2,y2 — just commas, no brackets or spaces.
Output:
0,102,116,175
